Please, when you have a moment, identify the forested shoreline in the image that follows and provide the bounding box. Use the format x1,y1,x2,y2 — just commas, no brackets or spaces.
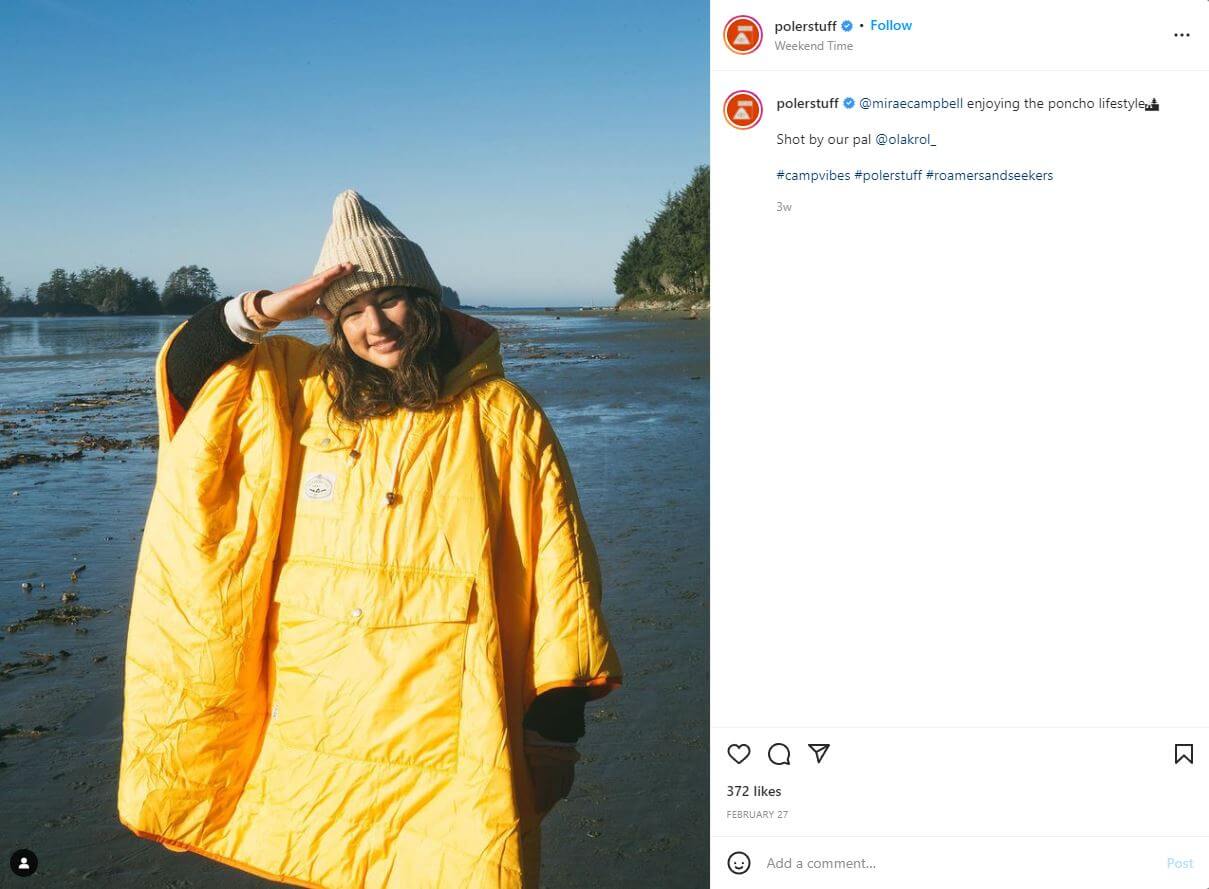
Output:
0,265,221,316
613,165,709,309
0,269,463,317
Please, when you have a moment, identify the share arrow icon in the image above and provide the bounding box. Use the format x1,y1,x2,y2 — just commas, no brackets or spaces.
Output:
808,743,830,764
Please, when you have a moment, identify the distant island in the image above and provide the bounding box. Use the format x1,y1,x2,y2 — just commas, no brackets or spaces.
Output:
613,165,708,311
0,267,463,317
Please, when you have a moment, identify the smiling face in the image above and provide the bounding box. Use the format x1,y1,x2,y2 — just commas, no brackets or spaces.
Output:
727,851,751,874
320,285,457,420
336,286,413,370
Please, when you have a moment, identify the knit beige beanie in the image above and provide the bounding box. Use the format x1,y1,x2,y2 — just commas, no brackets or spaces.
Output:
313,189,442,316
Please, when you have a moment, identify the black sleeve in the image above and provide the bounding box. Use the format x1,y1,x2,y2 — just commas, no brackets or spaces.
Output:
165,297,254,412
522,687,589,743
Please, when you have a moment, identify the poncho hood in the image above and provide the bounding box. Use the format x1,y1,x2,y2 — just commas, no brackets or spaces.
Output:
440,307,503,402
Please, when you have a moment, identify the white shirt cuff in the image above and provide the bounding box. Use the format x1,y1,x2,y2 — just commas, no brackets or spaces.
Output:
225,292,267,344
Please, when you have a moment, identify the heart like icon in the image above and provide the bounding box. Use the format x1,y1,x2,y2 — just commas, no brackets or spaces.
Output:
727,744,751,764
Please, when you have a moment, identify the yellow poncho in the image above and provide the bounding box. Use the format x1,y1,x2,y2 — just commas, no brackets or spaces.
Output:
118,310,622,887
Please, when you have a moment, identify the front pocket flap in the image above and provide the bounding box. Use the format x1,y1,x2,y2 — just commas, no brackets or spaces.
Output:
274,559,474,628
299,423,356,452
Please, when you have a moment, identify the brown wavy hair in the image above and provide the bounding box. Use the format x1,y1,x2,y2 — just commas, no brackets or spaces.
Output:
317,288,461,424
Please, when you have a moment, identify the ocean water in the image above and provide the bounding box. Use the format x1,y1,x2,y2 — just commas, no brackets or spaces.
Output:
0,308,708,887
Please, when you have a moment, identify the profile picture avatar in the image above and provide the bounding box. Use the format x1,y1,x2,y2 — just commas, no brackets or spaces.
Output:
724,90,763,129
724,15,763,54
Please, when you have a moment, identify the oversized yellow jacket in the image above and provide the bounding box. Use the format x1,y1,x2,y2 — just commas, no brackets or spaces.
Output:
118,310,622,888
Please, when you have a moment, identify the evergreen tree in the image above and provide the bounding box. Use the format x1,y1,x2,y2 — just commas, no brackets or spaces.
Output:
67,271,83,305
161,265,219,314
613,237,642,297
664,166,709,293
613,165,709,303
0,275,11,306
132,277,160,314
98,268,137,314
37,268,73,305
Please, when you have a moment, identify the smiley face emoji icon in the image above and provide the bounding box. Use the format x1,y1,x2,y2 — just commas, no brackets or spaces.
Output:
727,851,751,875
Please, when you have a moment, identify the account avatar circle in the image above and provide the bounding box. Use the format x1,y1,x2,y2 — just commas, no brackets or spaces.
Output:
724,15,763,54
724,90,763,130
9,849,38,877
727,851,752,875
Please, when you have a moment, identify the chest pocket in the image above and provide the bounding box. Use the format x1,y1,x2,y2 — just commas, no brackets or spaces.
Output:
294,423,359,516
269,559,476,772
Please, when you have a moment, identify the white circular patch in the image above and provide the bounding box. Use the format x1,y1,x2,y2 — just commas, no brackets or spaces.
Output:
303,473,335,501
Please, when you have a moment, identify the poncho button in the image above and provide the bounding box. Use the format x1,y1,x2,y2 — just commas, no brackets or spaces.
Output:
319,437,331,447
350,608,363,618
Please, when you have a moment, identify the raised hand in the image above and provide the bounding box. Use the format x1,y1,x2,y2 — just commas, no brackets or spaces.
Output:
257,263,357,324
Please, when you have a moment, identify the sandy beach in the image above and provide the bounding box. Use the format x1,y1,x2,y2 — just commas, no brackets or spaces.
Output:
0,309,707,887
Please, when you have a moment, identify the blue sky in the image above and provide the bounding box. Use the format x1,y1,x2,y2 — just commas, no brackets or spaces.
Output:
0,0,706,305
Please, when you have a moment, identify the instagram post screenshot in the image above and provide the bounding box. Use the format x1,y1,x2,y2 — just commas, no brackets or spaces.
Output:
0,2,706,887
4,0,1207,886
713,0,1208,887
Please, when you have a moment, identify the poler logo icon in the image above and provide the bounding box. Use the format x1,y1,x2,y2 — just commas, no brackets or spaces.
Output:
724,90,762,130
303,473,335,501
724,15,762,54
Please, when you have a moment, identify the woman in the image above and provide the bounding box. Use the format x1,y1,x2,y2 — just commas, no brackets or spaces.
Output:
118,190,622,888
